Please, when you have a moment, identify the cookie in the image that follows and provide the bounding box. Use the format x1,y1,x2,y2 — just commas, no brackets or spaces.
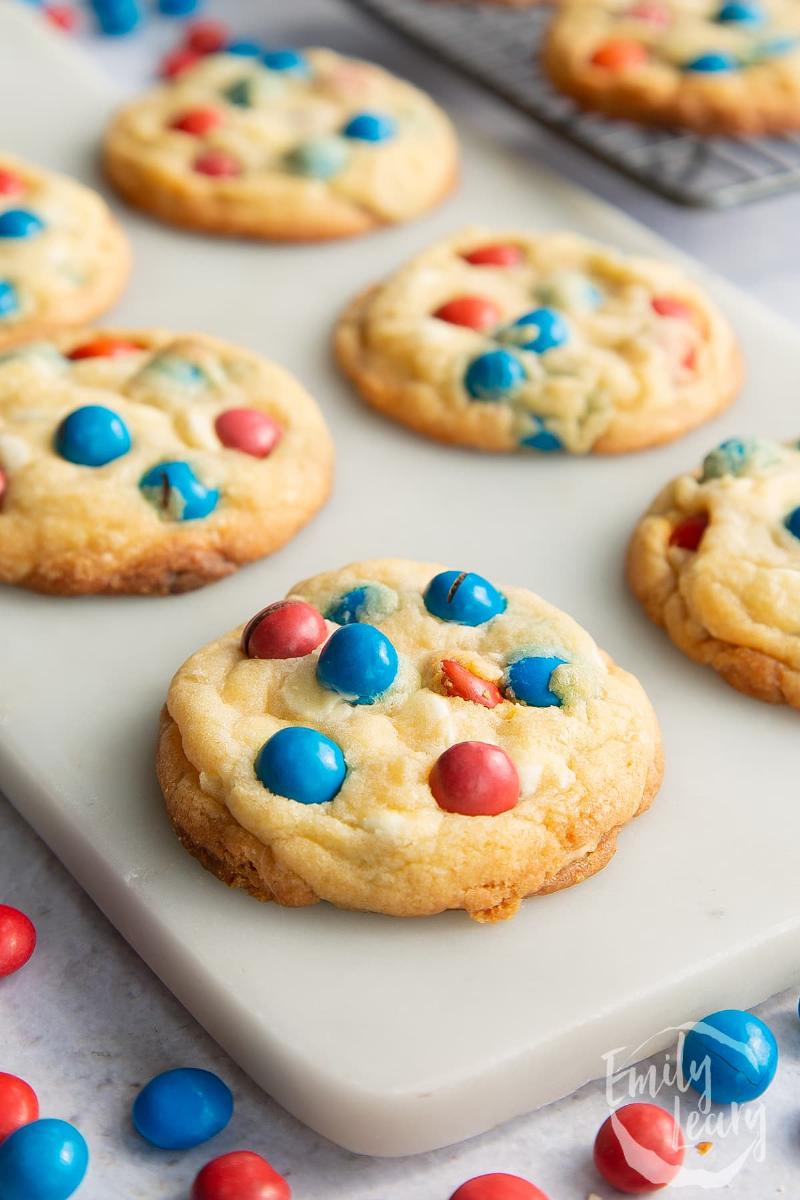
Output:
628,437,800,708
0,331,332,595
335,227,741,454
543,0,800,135
0,155,129,351
158,558,663,921
103,48,458,241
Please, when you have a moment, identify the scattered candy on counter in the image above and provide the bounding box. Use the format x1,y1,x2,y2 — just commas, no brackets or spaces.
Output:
593,1103,685,1194
90,0,143,37
449,1175,550,1200
132,1067,232,1150
191,1150,291,1200
0,1118,88,1200
681,1008,779,1103
0,904,36,977
241,600,327,661
0,1075,39,1142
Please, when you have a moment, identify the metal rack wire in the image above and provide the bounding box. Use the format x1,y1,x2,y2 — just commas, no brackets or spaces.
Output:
351,0,800,207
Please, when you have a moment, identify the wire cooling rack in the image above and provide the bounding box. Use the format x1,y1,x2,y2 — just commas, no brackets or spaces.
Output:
351,0,800,208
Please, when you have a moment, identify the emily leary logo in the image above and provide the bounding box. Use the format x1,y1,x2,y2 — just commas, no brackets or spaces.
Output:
601,1023,767,1189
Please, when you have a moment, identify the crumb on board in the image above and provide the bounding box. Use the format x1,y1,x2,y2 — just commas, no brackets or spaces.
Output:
696,1140,713,1155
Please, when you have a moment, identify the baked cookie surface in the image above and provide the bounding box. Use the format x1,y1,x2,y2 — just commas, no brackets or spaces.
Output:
104,48,458,240
0,330,332,595
335,227,740,454
0,155,129,350
159,558,663,921
544,0,800,135
628,437,800,707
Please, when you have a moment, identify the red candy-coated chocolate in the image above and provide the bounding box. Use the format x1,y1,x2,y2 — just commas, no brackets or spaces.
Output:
0,171,23,197
192,1150,291,1200
429,742,519,816
0,1073,39,1142
194,149,242,178
591,39,649,69
669,513,708,550
185,20,230,54
441,660,502,709
0,468,6,507
68,336,142,361
433,296,502,332
594,1103,685,1194
0,905,36,978
215,409,282,458
161,47,202,79
463,244,523,267
171,108,222,136
242,600,328,660
651,296,694,322
450,1173,550,1200
44,4,78,31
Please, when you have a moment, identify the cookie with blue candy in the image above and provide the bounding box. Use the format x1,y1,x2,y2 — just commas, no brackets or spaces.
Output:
0,329,332,594
103,47,458,240
158,558,662,921
335,227,740,454
628,437,800,707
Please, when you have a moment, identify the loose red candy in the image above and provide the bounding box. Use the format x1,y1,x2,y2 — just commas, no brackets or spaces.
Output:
0,171,23,197
0,905,36,977
450,1173,550,1200
242,600,328,660
651,296,695,322
441,660,502,709
0,1073,39,1142
171,108,222,136
44,5,78,31
192,1150,291,1200
68,336,142,361
194,150,242,178
594,1103,685,1195
463,244,523,267
161,48,202,79
669,513,708,550
215,409,282,458
185,20,230,54
430,742,519,816
433,296,502,332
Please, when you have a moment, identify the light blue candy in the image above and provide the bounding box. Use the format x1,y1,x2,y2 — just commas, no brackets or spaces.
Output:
785,506,800,539
157,0,199,14
0,280,19,318
701,437,762,480
226,40,263,57
685,51,739,71
717,0,762,22
286,136,349,179
133,1068,232,1150
758,33,800,56
148,356,206,388
262,48,310,76
503,307,569,354
140,461,219,521
464,349,525,401
0,1118,88,1200
505,655,566,707
317,623,399,705
424,570,507,626
681,1010,778,1104
55,405,131,467
0,209,45,239
342,111,397,142
256,726,346,804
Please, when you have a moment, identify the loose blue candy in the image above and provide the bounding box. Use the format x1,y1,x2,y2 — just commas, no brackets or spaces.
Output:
256,726,346,804
140,461,219,521
0,280,19,318
286,137,350,179
158,0,199,14
0,1118,88,1200
785,506,800,539
717,0,762,22
464,349,525,401
226,40,263,56
317,623,399,704
90,0,142,35
520,418,563,453
424,570,507,626
55,405,131,468
325,586,371,625
133,1068,232,1151
505,655,566,707
506,307,569,354
685,51,739,71
0,209,45,239
262,48,310,75
681,1009,778,1104
342,112,397,142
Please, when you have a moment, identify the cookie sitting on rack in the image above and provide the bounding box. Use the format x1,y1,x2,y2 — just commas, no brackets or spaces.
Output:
335,227,740,454
0,331,332,595
0,155,129,351
158,558,663,922
628,437,800,708
103,47,458,240
543,0,800,136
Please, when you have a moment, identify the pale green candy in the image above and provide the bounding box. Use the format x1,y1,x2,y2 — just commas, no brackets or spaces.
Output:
700,437,780,481
285,136,350,180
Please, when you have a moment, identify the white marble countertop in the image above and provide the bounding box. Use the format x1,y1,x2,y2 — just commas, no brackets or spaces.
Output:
2,1,800,1196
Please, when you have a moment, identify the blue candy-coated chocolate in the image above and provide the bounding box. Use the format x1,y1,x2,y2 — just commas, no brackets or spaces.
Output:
55,405,131,468
0,279,19,318
317,623,399,704
148,356,206,387
132,1068,232,1151
506,307,570,354
717,0,762,22
0,1118,88,1200
286,136,350,179
157,0,199,14
685,51,739,71
262,48,310,75
520,420,563,453
0,209,44,239
224,78,255,107
139,461,219,521
90,0,142,35
464,349,525,401
226,40,263,56
785,506,800,539
505,655,566,707
255,726,346,805
681,1010,778,1104
701,437,760,480
424,570,507,627
342,111,397,142
325,586,370,625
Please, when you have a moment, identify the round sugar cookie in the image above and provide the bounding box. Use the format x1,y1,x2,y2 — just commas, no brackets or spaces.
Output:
158,558,663,922
0,155,129,351
0,330,332,595
628,436,800,708
103,48,458,240
335,227,741,454
543,0,800,135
